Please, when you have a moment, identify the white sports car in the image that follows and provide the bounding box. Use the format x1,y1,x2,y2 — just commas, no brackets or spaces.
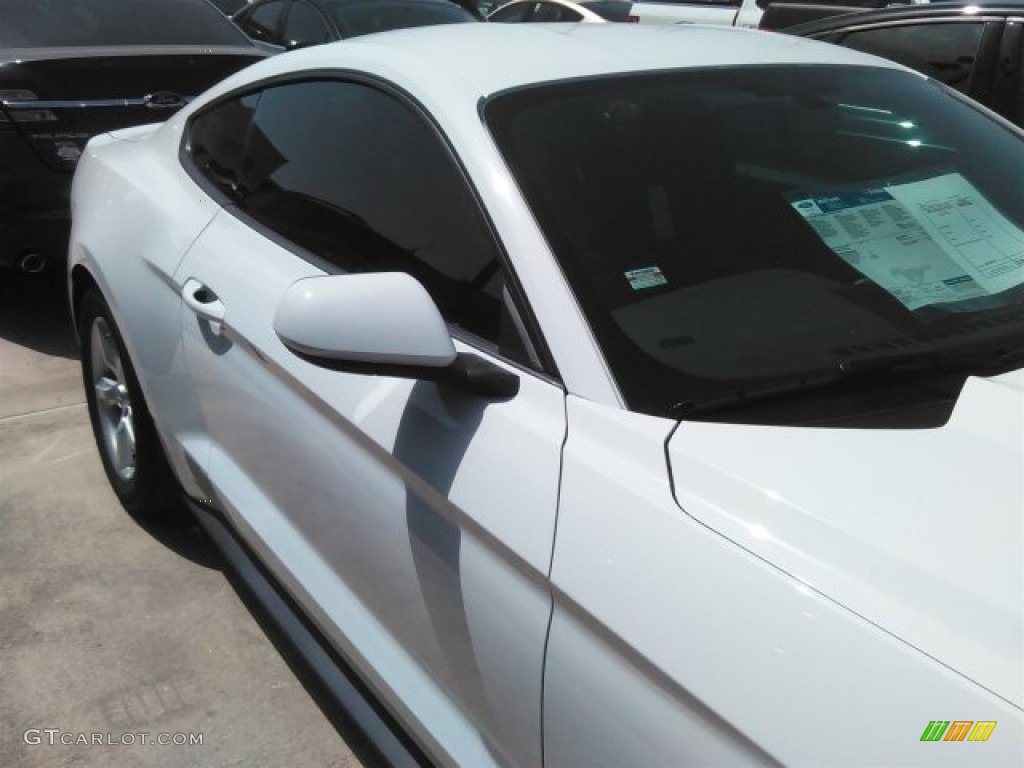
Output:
69,23,1023,766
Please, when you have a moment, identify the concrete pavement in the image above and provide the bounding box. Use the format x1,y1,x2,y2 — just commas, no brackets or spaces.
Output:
0,273,366,768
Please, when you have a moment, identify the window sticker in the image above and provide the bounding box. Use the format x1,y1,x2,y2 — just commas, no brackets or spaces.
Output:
791,172,1024,309
625,266,668,291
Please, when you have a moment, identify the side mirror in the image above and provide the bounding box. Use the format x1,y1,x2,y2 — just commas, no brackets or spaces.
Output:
275,272,457,366
274,273,519,398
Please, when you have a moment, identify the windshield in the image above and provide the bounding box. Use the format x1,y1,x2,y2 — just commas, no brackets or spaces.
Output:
2,0,251,47
485,65,1024,425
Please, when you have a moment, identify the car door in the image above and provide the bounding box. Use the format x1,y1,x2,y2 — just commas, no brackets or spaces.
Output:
827,17,1005,111
175,77,564,767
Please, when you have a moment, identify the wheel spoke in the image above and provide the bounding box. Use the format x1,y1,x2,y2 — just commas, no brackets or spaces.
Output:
94,377,120,408
109,348,125,384
113,413,136,475
94,322,114,373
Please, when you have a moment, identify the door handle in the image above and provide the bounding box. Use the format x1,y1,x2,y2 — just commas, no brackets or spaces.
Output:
182,278,226,335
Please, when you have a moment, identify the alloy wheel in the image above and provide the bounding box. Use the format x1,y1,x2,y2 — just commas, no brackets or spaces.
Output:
89,316,136,481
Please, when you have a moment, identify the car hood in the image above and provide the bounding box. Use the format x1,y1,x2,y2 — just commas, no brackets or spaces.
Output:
667,369,1024,708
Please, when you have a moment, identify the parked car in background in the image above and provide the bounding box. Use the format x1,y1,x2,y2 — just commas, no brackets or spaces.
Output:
489,0,633,22
624,0,921,29
231,0,478,50
70,22,1023,767
0,0,265,276
782,1,1024,127
626,0,766,25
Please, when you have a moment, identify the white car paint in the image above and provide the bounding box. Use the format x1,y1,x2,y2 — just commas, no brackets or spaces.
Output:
550,395,1021,766
667,369,1024,709
273,273,458,366
69,23,1023,767
629,0,765,27
173,205,566,766
69,121,219,499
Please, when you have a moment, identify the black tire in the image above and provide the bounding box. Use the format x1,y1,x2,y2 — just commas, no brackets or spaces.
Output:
78,288,178,518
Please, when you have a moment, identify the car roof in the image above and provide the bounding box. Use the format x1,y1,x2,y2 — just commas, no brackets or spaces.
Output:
230,23,909,97
785,1,1024,36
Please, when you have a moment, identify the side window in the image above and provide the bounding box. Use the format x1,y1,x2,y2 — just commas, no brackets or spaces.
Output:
230,80,513,349
532,3,580,21
634,0,740,7
489,2,532,21
188,91,261,198
237,0,287,44
282,0,331,46
837,22,985,93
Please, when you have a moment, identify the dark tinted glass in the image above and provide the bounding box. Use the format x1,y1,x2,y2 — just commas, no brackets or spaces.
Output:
324,0,476,38
239,0,288,43
637,0,740,6
839,22,985,93
489,2,532,20
233,80,506,343
532,2,580,21
284,1,333,44
486,66,1024,422
582,1,633,21
189,92,262,197
2,0,251,47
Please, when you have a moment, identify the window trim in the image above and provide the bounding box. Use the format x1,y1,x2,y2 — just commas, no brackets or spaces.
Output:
179,69,560,380
818,13,1009,38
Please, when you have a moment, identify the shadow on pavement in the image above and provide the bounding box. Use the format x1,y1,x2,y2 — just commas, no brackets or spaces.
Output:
221,551,402,768
0,270,78,359
128,500,228,571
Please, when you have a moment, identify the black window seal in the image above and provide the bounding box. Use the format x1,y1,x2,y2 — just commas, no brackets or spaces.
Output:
991,17,1023,123
829,13,1010,38
972,19,1006,107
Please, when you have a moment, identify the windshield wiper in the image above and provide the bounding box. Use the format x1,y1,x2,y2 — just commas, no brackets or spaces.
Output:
836,336,1024,377
673,325,1024,418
